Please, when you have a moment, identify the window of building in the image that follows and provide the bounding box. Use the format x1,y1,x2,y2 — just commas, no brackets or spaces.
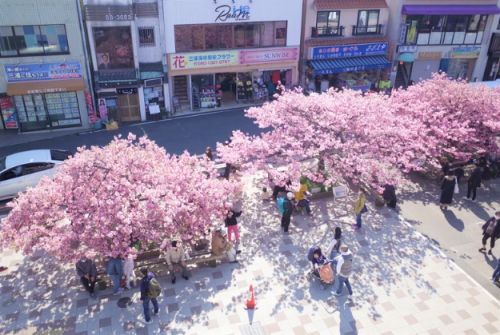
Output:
138,27,155,47
174,21,287,52
13,92,81,131
0,25,69,57
357,10,380,34
406,15,487,45
316,11,341,36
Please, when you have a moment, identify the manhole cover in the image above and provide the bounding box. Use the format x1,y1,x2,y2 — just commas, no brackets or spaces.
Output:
239,322,266,335
117,297,132,308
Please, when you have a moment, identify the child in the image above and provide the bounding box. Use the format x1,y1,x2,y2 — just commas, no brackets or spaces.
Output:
123,254,136,289
261,187,272,201
326,227,342,260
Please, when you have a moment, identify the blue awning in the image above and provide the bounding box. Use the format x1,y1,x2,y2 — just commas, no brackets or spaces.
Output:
309,55,391,75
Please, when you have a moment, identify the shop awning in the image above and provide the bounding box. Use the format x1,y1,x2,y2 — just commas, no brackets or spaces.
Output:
316,0,387,10
309,55,391,75
6,79,86,96
398,53,416,63
402,5,500,15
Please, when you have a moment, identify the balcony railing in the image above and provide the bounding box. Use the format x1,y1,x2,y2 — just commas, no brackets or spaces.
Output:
352,24,383,36
311,26,344,38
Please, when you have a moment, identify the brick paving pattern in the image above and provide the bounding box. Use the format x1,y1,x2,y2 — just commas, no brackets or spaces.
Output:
0,175,499,334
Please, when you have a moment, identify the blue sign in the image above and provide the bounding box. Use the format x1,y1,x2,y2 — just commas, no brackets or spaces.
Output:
314,63,389,75
4,61,82,83
312,42,389,60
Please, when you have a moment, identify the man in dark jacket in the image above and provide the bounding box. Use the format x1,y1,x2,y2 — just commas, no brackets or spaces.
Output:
281,192,294,233
467,165,483,201
140,268,159,324
76,256,98,298
479,211,500,255
382,184,397,209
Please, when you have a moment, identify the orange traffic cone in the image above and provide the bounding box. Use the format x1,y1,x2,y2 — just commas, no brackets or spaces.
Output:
245,284,256,309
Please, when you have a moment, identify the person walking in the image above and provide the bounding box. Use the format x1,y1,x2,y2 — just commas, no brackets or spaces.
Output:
479,211,500,255
492,260,500,284
123,254,136,289
466,164,483,201
353,189,367,230
382,184,397,209
225,205,242,247
281,192,294,233
76,256,98,298
205,146,214,161
106,256,124,295
439,173,457,210
334,245,353,299
295,180,312,215
139,268,160,324
165,240,190,284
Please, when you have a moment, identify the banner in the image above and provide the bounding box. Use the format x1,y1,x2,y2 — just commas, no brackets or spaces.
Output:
240,47,299,64
170,51,239,70
0,97,18,129
4,62,82,83
312,42,389,60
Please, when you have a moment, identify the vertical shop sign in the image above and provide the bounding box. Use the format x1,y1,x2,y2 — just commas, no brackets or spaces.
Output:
85,91,98,123
0,97,18,129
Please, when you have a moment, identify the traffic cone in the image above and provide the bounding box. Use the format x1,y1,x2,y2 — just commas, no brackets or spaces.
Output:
245,284,256,309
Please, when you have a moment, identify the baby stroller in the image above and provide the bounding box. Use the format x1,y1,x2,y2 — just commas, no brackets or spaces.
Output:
307,246,335,289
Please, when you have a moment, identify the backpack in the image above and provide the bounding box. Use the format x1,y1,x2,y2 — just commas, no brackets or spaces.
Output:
277,197,285,214
147,278,161,298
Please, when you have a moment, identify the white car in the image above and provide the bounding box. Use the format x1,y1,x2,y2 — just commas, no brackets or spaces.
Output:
0,149,72,201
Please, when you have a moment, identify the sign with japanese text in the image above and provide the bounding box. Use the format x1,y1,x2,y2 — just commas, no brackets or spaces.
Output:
450,47,481,59
240,47,299,64
4,62,82,83
311,42,389,60
0,97,18,129
169,51,239,71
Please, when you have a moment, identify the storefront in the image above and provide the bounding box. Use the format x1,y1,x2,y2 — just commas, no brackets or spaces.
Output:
168,47,298,111
439,47,480,80
140,62,166,120
2,62,86,132
307,42,391,93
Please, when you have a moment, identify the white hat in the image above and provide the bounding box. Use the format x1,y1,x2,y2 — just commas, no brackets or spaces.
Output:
287,192,294,200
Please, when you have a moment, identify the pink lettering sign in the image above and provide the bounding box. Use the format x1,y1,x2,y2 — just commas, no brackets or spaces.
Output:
239,47,299,65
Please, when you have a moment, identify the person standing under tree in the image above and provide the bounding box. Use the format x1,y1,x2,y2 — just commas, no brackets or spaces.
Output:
76,256,98,298
106,256,123,295
479,211,500,256
353,189,367,230
439,173,457,210
281,192,294,233
139,268,160,324
334,245,354,300
164,239,190,284
466,164,483,201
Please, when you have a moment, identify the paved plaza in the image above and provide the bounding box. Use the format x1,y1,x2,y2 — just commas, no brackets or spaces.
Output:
0,174,499,335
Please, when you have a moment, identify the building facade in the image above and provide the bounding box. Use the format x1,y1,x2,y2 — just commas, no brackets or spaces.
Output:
483,14,500,81
0,0,92,133
83,0,167,123
164,0,302,113
387,0,500,88
302,0,392,93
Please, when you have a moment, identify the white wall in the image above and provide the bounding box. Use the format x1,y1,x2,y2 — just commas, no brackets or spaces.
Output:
163,0,303,52
303,0,390,40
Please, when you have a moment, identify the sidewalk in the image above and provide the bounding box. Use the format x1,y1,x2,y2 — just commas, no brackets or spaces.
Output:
0,174,499,335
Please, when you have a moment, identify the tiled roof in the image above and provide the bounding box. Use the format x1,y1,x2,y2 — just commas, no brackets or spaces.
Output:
315,0,388,10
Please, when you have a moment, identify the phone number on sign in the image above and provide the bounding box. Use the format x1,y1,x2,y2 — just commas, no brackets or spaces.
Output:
105,14,133,21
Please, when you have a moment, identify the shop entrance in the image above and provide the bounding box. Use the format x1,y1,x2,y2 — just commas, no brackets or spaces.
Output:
117,90,140,122
216,73,237,107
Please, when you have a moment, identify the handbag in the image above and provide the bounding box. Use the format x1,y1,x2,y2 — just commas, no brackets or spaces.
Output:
454,177,459,194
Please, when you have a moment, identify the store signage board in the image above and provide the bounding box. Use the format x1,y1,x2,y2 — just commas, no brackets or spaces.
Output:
240,47,299,64
214,4,250,22
450,47,481,59
312,42,388,59
4,62,82,83
418,51,442,60
398,45,417,53
85,5,134,21
170,51,239,70
0,97,18,129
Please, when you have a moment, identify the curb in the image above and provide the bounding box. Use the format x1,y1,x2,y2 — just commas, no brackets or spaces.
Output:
400,217,500,304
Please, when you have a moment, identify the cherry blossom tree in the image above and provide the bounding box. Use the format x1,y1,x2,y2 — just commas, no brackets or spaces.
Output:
217,88,424,190
390,73,500,166
0,134,239,262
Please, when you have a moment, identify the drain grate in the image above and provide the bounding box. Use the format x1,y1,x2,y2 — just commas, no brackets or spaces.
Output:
239,322,267,335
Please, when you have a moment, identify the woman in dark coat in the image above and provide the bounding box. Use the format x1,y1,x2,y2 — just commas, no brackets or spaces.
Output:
440,173,456,210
